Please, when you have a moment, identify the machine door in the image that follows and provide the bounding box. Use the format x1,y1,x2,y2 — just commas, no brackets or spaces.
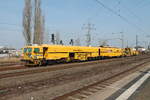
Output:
69,52,75,60
43,47,48,59
99,49,101,56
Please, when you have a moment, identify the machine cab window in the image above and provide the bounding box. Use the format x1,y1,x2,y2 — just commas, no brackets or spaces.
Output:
34,48,40,53
24,48,27,53
28,48,32,53
24,48,32,53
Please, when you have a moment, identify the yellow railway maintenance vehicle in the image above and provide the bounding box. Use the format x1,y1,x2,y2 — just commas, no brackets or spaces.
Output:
22,44,125,66
123,48,139,56
100,46,123,58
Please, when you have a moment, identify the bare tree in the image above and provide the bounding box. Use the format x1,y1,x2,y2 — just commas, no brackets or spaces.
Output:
33,0,44,44
55,31,60,44
23,0,32,45
75,38,81,46
99,40,108,47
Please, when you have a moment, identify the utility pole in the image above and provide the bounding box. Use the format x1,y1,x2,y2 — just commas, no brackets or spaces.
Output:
75,38,81,46
136,35,138,50
126,40,129,48
120,32,124,48
112,32,124,48
82,22,96,46
146,35,150,50
99,39,108,47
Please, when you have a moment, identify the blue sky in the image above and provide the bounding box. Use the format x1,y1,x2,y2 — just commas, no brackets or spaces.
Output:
0,0,150,48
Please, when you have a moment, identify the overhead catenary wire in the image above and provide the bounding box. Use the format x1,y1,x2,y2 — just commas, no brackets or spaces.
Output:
139,0,150,8
115,0,146,34
93,0,147,34
0,23,22,32
0,28,22,32
134,0,150,9
116,0,142,23
0,22,21,27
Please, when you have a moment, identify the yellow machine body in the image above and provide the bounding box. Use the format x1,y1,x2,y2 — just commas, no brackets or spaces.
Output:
22,45,136,66
100,47,123,57
123,48,139,56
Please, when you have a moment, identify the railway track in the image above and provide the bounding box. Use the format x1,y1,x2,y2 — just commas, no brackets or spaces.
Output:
0,55,148,79
0,55,150,100
0,56,122,72
0,55,143,73
53,61,150,100
0,62,23,66
0,65,26,72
